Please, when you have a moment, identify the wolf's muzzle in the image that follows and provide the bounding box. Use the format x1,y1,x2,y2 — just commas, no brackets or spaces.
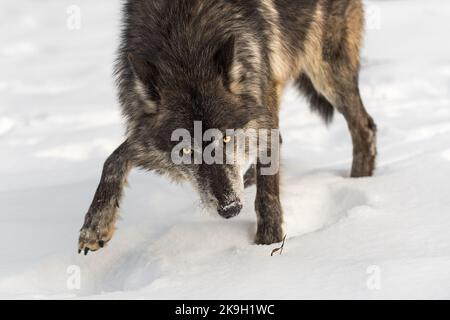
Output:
218,201,243,219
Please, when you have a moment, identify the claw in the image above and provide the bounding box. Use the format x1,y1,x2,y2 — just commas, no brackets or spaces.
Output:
84,248,89,256
99,240,105,248
78,249,82,254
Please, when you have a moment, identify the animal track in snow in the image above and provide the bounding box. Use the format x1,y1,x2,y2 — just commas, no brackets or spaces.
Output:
282,174,372,239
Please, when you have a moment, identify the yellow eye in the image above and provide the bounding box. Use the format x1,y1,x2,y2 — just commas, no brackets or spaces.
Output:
223,136,232,144
182,147,192,155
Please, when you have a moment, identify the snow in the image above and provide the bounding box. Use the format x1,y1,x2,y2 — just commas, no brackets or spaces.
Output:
1,0,450,299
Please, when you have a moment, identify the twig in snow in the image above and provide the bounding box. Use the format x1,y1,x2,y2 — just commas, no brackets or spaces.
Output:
271,235,287,256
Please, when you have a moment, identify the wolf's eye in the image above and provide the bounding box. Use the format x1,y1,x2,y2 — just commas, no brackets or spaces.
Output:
182,147,192,155
223,136,232,144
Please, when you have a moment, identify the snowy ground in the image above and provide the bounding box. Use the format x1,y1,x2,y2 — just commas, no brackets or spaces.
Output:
1,0,450,299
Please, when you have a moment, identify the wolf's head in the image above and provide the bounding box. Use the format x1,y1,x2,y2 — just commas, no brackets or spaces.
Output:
125,35,266,219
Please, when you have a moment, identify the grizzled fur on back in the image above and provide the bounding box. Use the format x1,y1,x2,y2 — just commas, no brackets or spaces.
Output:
79,0,377,254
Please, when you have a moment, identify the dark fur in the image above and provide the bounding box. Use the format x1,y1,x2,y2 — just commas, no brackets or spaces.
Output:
79,0,377,253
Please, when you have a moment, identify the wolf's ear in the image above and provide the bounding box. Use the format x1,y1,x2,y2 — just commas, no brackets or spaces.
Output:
214,35,235,88
128,53,160,101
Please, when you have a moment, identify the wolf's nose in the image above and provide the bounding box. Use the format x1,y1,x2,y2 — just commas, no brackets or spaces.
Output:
218,201,243,219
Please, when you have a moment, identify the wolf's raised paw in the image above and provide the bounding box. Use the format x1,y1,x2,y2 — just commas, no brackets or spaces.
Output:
78,221,116,255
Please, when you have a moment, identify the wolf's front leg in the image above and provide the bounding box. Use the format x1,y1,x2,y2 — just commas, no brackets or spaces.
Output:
78,141,133,254
254,163,284,245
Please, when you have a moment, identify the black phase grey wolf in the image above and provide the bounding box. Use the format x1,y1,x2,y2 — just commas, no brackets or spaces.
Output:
79,0,377,254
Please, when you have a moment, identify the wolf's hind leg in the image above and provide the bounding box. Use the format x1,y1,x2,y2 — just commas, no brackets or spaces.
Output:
301,76,377,177
296,57,377,178
336,86,377,177
296,72,376,177
78,141,132,254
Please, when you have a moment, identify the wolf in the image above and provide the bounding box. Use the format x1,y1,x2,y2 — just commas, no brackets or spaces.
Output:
79,0,377,254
